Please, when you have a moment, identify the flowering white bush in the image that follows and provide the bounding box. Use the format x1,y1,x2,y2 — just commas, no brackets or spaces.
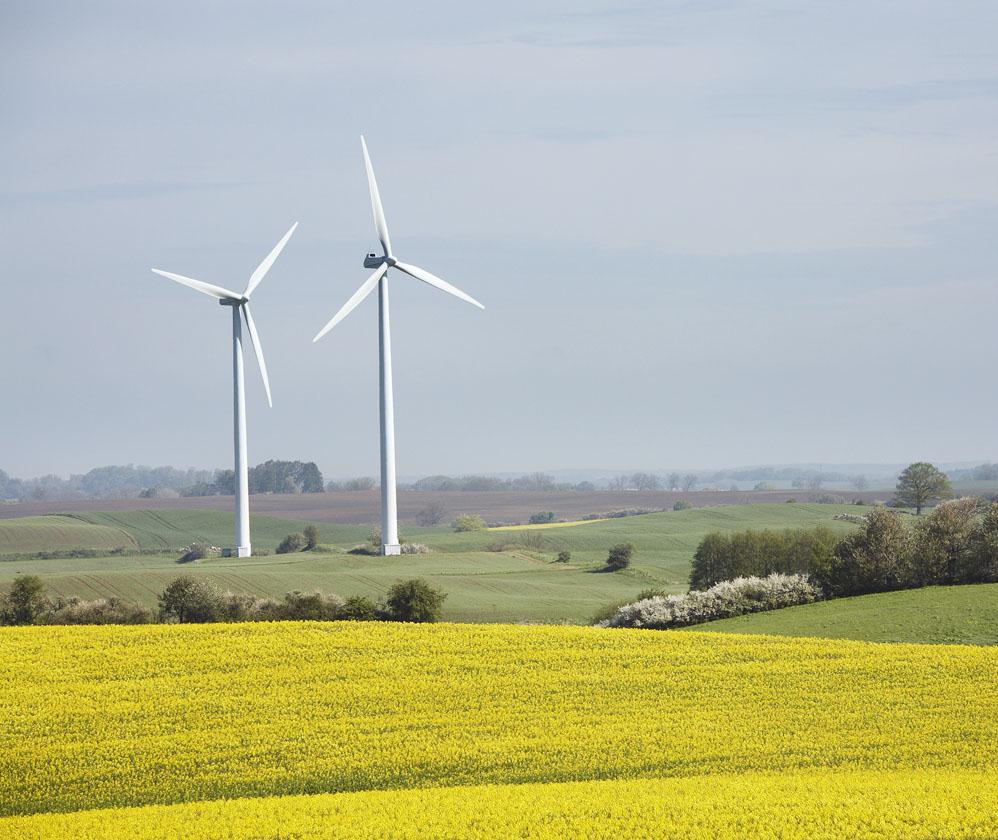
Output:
601,574,822,630
401,543,430,554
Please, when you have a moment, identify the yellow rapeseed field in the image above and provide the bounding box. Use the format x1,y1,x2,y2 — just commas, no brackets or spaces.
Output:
5,769,998,839
1,621,996,836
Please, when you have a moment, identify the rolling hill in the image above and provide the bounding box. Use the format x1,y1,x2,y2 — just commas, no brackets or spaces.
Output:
689,583,998,645
0,504,866,623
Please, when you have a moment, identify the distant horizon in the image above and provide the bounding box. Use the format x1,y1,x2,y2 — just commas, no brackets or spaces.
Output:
4,458,996,485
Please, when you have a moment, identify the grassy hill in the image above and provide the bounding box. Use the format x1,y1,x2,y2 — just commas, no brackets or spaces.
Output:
0,503,865,624
0,515,140,554
689,583,998,645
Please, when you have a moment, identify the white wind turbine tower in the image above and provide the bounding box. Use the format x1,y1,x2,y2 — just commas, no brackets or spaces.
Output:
151,223,297,557
314,137,484,555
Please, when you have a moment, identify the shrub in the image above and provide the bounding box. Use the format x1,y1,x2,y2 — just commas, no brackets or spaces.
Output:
0,575,49,625
46,596,153,625
673,500,692,511
401,543,430,554
556,550,571,563
528,511,556,525
382,578,446,622
277,590,346,621
605,543,633,571
178,542,216,563
158,576,224,623
582,509,659,521
348,544,380,556
452,514,487,532
303,525,320,551
340,595,378,621
276,533,307,554
600,574,821,630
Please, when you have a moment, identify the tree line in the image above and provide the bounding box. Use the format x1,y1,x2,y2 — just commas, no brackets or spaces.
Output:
691,500,998,597
182,460,324,496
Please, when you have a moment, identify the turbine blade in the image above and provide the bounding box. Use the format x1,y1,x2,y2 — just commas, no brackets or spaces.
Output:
245,222,298,299
393,261,485,310
313,263,388,342
361,135,392,257
241,304,272,408
150,269,241,301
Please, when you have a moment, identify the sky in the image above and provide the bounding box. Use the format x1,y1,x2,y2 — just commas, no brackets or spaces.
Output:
1,1,997,479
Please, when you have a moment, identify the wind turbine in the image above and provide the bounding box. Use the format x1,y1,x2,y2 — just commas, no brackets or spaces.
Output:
314,137,484,555
151,222,297,557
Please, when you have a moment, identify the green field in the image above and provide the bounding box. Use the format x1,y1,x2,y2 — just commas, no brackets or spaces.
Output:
0,515,140,554
0,504,864,624
689,583,998,645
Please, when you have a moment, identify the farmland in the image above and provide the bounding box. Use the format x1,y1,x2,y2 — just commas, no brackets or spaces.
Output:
0,504,865,624
0,487,884,524
1,622,996,836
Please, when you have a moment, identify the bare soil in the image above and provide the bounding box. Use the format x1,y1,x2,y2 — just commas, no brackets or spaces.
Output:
0,489,885,525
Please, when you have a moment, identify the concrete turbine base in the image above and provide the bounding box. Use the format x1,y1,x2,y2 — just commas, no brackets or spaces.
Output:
381,544,401,556
236,546,252,558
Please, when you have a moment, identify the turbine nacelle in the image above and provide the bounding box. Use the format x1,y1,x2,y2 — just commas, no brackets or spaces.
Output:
151,221,298,408
314,137,484,344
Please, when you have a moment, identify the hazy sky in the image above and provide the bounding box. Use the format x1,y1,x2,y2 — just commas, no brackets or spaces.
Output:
2,1,997,479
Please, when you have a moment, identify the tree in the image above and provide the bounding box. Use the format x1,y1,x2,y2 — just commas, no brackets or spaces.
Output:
895,462,953,515
158,576,223,623
914,498,980,585
681,474,697,492
605,543,634,571
556,550,571,563
667,473,681,491
528,511,556,524
673,499,692,511
382,578,446,622
690,533,727,589
965,502,998,583
822,507,913,596
303,524,320,550
630,472,661,491
852,475,869,492
415,502,447,526
1,575,49,625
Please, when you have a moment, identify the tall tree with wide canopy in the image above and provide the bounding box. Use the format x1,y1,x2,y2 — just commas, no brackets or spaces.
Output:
895,462,953,515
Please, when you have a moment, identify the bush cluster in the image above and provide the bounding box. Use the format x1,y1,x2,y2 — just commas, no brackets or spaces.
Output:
581,508,660,521
0,575,446,626
274,525,321,555
690,527,838,589
690,500,998,598
601,574,821,630
452,514,487,532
